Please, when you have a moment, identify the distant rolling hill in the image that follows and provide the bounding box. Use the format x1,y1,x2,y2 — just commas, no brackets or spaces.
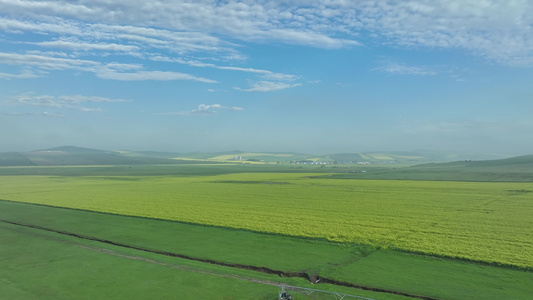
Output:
412,154,533,171
0,152,36,166
0,146,523,171
327,150,464,164
332,154,533,182
0,146,211,166
171,149,485,164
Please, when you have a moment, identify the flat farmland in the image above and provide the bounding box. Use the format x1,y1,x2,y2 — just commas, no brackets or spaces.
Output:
1,200,531,300
1,173,531,268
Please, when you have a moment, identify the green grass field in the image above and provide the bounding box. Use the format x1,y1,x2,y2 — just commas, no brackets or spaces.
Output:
1,162,532,299
0,222,282,300
1,200,531,300
0,173,531,268
0,163,355,176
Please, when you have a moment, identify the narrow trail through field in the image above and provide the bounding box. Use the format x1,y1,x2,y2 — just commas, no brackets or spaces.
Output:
78,245,285,287
1,219,439,300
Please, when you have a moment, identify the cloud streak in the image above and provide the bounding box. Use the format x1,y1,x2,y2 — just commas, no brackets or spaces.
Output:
235,81,302,92
4,93,132,112
4,111,66,118
0,70,39,79
2,0,530,98
35,39,140,52
0,52,217,83
1,1,531,66
0,1,360,49
374,62,436,76
157,104,244,116
149,56,299,81
96,69,217,82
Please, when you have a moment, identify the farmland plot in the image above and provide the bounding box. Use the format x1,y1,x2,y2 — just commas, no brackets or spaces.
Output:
0,173,531,268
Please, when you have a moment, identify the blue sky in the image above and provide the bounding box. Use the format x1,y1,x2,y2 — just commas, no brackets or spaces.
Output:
1,1,532,156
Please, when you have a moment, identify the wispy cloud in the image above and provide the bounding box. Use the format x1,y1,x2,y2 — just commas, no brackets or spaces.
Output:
149,56,299,81
4,111,66,118
4,93,132,112
157,104,244,116
4,1,531,64
0,52,217,82
0,17,80,35
192,104,222,115
374,62,436,76
1,0,532,87
0,2,360,49
0,70,39,79
0,52,99,70
57,95,132,104
358,1,533,66
96,69,217,83
234,81,301,92
35,39,140,52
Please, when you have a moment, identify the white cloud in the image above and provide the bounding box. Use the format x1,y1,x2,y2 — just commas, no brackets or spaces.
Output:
102,62,143,71
0,52,99,70
257,29,360,48
374,62,436,76
8,94,59,107
35,39,140,52
235,81,301,92
4,93,132,111
150,56,299,81
260,72,299,81
0,16,80,35
88,24,232,54
80,107,103,112
57,95,132,104
357,1,533,66
0,52,217,82
5,111,66,118
39,111,66,118
0,70,39,79
96,70,218,83
1,0,532,68
157,103,243,116
0,1,360,50
194,104,222,114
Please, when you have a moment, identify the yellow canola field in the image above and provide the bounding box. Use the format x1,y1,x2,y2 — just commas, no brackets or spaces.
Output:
1,173,532,268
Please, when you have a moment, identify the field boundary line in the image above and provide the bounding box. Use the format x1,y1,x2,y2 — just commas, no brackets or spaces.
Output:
1,199,529,272
0,219,439,300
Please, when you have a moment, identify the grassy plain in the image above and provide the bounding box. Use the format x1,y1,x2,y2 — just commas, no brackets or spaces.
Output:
0,221,314,300
1,162,532,299
1,200,531,300
0,172,531,268
0,163,358,176
0,222,276,299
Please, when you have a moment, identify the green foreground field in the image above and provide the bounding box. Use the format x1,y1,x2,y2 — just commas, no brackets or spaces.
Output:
1,200,531,300
0,221,285,300
0,163,532,299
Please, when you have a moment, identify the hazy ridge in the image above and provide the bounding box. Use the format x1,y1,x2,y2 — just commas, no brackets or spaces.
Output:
0,146,516,167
